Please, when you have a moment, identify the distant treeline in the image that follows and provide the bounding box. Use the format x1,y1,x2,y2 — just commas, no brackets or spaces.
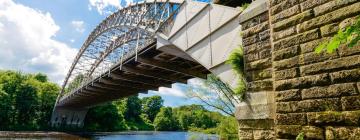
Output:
0,70,237,139
0,70,58,130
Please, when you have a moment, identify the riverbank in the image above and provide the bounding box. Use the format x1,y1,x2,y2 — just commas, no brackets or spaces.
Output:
0,131,219,140
0,131,88,139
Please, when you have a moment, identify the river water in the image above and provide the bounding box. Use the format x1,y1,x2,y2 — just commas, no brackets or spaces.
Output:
93,132,218,140
0,131,219,140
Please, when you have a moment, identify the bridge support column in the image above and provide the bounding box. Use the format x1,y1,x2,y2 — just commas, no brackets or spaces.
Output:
51,107,88,128
236,0,275,139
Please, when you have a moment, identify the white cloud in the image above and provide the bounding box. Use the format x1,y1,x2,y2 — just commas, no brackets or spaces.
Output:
158,86,187,98
70,39,75,43
0,0,77,84
88,0,133,15
71,20,85,33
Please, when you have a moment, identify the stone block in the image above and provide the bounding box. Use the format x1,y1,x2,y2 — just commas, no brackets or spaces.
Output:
248,79,273,92
270,0,282,7
242,22,269,38
235,92,275,120
320,23,339,37
276,113,306,125
275,125,302,139
259,48,271,59
301,83,358,99
297,2,360,33
274,68,299,80
242,17,261,30
273,45,299,61
238,119,275,130
274,28,319,51
245,52,259,62
276,101,300,113
341,95,360,111
338,42,360,57
271,0,299,15
298,98,341,112
330,69,360,83
300,0,331,12
302,126,324,140
244,40,270,54
300,55,360,76
300,37,330,54
339,16,358,30
307,111,360,126
273,10,313,32
245,58,272,71
272,5,300,23
243,34,259,46
325,126,360,140
273,56,299,71
314,0,358,16
246,68,272,81
238,129,253,140
299,50,338,66
274,73,329,91
275,89,301,102
253,130,275,140
273,26,296,41
259,30,270,41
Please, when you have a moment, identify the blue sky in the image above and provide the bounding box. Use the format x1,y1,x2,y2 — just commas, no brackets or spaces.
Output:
0,0,214,108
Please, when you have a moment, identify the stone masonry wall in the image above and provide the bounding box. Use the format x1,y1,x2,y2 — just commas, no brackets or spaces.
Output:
269,0,360,139
237,0,360,139
237,1,275,139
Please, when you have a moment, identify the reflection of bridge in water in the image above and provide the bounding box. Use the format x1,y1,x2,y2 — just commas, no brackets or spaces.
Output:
51,0,242,127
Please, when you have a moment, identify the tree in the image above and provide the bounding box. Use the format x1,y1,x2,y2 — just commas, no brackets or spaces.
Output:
187,75,241,116
0,70,59,130
84,103,127,131
121,95,142,121
141,95,164,122
153,107,179,131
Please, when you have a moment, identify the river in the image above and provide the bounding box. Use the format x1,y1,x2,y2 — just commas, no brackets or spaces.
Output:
0,131,219,140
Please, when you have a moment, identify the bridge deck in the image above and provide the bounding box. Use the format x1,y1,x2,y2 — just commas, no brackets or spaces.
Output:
57,43,209,108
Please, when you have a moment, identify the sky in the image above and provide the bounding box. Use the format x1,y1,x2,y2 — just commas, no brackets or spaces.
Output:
0,0,214,107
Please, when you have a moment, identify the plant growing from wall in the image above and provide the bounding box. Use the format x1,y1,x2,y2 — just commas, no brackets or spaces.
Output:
296,132,304,140
316,16,360,53
226,47,246,100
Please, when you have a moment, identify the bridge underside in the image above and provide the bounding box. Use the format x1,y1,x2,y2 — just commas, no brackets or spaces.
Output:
57,43,209,108
52,0,242,127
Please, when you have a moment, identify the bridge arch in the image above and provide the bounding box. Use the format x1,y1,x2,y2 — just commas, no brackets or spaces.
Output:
52,0,242,127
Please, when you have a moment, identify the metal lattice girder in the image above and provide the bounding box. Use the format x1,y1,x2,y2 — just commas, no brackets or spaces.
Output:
58,0,184,103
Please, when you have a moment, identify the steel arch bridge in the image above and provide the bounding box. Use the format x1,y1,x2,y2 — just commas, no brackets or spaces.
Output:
51,0,242,127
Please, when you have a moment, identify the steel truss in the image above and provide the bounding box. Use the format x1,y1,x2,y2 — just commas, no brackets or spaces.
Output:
57,0,183,105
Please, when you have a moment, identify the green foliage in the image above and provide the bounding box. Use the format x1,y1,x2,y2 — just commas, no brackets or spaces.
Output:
153,107,179,131
296,132,305,140
216,117,238,140
0,70,59,130
172,104,222,131
226,47,246,99
84,103,127,131
316,16,360,53
141,95,164,122
241,3,250,10
121,96,142,121
65,74,85,93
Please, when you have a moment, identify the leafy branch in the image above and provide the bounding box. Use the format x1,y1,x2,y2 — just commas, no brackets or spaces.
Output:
316,16,360,53
226,47,246,100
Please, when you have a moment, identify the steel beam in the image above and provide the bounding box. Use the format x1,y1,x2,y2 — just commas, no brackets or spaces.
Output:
137,57,206,78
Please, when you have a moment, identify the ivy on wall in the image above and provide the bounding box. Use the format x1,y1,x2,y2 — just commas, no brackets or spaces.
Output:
316,16,360,53
226,47,246,100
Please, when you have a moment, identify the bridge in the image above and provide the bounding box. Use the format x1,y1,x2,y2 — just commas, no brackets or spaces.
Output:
51,0,242,127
